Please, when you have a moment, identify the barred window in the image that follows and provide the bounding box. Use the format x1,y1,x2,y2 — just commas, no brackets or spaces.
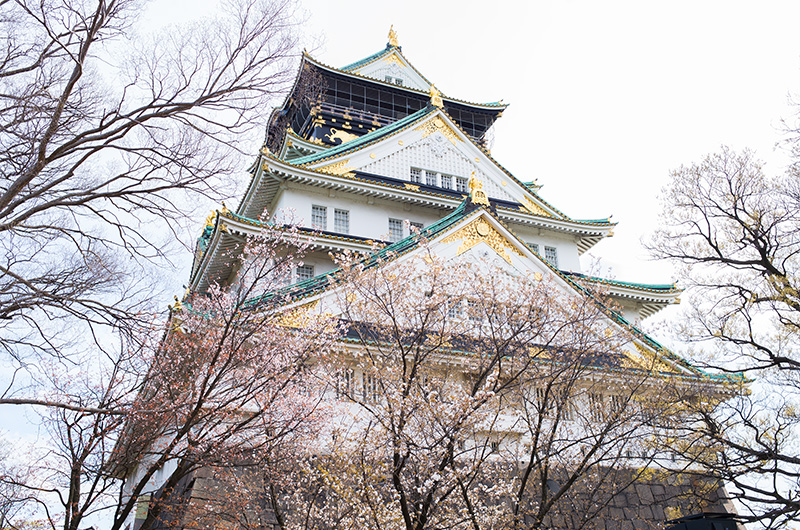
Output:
409,167,422,183
388,218,404,242
455,177,468,193
440,174,453,189
337,369,354,399
544,246,558,268
447,300,462,319
531,243,540,255
425,170,437,187
410,221,423,232
363,373,379,402
589,392,605,422
334,208,349,234
297,265,314,281
467,300,482,322
311,205,327,230
490,440,500,453
611,394,625,414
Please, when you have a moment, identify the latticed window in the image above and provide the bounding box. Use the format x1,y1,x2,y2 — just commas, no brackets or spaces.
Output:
610,394,625,414
531,243,540,255
296,265,314,281
426,170,437,187
410,221,423,233
388,218,403,242
363,373,379,402
455,177,468,193
311,205,327,230
440,174,453,189
589,392,605,422
334,208,349,234
447,300,462,319
409,167,422,183
544,246,558,268
337,369,354,399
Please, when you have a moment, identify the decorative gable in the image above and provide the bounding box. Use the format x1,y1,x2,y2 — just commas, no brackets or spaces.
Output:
350,49,430,92
360,133,518,203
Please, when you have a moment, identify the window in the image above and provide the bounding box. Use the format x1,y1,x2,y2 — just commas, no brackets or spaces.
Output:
311,205,327,230
394,78,403,86
531,243,540,255
440,174,453,189
455,176,468,193
409,167,422,183
467,300,482,322
490,440,500,453
296,265,314,281
447,300,462,319
544,246,558,268
388,218,404,242
410,221,423,233
337,369,354,399
363,373,379,402
425,170,437,187
334,208,350,234
610,394,625,414
384,75,403,86
589,393,605,422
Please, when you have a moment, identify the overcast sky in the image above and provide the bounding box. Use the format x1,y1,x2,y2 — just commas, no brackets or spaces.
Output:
291,1,800,286
145,0,800,286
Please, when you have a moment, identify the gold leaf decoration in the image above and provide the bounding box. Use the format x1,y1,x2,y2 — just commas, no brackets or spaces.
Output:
317,159,355,177
279,300,320,328
414,116,460,146
442,218,523,264
383,54,405,67
521,196,552,218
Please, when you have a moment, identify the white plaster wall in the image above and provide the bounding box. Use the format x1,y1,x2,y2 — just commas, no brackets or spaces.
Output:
511,223,582,273
273,184,447,241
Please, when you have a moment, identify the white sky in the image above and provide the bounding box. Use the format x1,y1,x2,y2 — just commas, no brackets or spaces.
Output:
146,0,800,289
295,0,800,288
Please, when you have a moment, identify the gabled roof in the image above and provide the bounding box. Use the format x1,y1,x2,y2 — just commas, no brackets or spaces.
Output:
301,52,508,111
241,197,722,382
286,105,613,230
290,106,432,167
340,43,435,92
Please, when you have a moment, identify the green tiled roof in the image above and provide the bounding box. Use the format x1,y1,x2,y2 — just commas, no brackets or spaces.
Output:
290,107,432,167
571,273,678,292
341,47,393,71
246,201,471,308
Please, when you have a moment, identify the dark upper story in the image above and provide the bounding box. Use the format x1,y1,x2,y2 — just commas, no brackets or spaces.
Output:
266,50,507,152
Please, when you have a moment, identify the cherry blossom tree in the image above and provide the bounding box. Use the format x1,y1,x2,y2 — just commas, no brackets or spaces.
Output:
281,244,696,530
0,227,336,530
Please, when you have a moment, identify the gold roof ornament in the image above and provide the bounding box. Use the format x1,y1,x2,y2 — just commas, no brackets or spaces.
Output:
428,85,444,108
388,25,399,47
469,172,490,206
204,211,217,228
220,202,230,215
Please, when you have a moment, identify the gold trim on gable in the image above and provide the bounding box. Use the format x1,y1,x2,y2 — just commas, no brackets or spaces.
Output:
442,218,523,264
280,300,320,328
317,159,356,177
521,196,553,218
383,54,405,67
414,116,461,146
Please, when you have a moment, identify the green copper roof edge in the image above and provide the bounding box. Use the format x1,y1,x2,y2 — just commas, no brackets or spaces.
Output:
340,47,393,71
244,201,471,308
571,273,680,293
291,107,432,167
523,246,736,381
